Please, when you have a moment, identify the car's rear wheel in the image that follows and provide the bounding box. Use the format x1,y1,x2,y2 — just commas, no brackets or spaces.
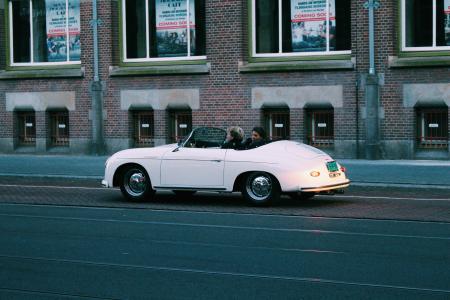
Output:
120,166,154,202
173,190,197,197
242,172,280,206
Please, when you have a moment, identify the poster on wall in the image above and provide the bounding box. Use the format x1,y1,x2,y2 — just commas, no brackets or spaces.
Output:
290,0,335,52
445,0,450,45
45,0,80,62
155,0,196,57
46,0,67,62
68,0,81,61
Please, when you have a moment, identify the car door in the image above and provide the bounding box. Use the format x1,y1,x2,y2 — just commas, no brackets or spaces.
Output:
160,127,228,188
160,147,226,187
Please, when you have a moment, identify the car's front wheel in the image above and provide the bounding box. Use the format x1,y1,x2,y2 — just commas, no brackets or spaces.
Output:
120,166,154,202
242,172,280,206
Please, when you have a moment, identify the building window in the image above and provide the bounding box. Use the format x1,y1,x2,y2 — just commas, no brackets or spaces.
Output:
264,109,290,140
17,111,36,146
123,0,206,62
169,110,192,143
402,0,450,51
306,109,334,147
252,0,351,57
9,0,81,66
416,108,448,149
49,111,69,147
133,111,154,147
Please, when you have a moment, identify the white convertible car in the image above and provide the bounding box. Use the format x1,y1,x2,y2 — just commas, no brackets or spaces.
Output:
102,127,350,205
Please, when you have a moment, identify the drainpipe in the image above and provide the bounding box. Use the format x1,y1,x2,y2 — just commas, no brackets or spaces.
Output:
92,0,100,82
368,0,377,75
90,0,104,154
355,79,360,159
364,0,380,159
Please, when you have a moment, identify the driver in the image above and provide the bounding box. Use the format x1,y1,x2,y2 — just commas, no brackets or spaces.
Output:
221,126,245,150
245,126,267,149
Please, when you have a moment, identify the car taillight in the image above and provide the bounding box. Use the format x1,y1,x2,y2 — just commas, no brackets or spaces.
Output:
310,171,320,177
340,166,346,173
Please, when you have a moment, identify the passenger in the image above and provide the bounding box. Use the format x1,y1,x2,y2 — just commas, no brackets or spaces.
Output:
246,126,267,149
222,126,245,150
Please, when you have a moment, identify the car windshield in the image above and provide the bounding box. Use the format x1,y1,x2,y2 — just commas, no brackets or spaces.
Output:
183,127,227,148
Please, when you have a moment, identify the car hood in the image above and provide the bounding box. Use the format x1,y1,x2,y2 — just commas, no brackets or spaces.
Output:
111,144,177,160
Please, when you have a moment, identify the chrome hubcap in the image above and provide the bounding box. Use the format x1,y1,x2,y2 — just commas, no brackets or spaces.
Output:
126,172,146,196
248,175,272,199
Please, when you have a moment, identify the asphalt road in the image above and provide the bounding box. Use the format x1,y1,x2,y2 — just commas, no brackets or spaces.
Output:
0,179,449,299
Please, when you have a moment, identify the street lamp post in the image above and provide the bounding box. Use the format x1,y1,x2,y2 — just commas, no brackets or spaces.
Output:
364,0,381,160
90,0,105,155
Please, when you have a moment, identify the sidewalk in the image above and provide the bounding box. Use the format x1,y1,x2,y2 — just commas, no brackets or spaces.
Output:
0,155,107,179
339,159,450,188
0,155,449,189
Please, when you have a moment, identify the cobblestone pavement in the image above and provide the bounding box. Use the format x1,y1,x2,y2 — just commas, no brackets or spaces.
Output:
1,178,449,223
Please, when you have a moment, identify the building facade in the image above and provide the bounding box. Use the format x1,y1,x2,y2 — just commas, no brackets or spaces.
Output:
0,0,449,159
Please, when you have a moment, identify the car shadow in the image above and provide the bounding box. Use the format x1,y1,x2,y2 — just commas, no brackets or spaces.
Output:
150,192,247,207
274,195,352,208
109,191,353,210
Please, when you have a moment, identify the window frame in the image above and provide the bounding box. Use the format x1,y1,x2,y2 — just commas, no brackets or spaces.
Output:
7,0,81,67
133,110,155,147
416,107,449,149
121,0,207,64
263,109,290,141
400,0,450,53
250,0,351,59
306,109,334,148
16,111,36,146
169,110,192,143
49,111,70,147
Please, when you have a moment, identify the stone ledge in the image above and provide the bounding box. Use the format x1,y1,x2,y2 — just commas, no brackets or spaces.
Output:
0,67,84,79
6,91,76,111
239,59,355,73
415,149,449,160
109,63,210,76
251,85,344,108
389,55,450,68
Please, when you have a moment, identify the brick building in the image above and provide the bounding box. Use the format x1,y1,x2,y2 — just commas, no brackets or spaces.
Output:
0,0,449,159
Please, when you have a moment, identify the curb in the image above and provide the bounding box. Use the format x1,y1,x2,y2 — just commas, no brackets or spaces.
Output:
350,182,450,190
0,174,103,180
1,174,449,189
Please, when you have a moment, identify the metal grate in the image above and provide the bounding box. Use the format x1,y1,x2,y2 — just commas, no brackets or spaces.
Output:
134,111,154,147
417,109,448,149
50,112,69,146
308,110,334,147
170,111,192,143
265,110,290,140
17,112,36,146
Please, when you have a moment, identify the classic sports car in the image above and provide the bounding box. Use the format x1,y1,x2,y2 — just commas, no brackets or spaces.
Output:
102,127,350,205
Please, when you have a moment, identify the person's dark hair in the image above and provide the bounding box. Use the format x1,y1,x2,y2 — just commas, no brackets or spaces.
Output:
252,127,266,139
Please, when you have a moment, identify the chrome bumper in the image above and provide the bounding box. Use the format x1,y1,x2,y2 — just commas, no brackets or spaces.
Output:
301,181,350,193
